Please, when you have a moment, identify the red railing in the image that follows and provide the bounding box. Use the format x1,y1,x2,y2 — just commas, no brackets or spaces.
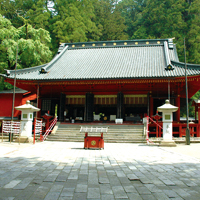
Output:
39,117,57,142
147,117,200,138
146,116,163,144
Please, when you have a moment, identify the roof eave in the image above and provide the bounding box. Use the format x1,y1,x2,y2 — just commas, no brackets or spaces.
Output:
171,60,200,69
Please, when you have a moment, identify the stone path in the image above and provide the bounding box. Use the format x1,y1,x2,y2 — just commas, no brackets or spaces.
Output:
0,141,200,199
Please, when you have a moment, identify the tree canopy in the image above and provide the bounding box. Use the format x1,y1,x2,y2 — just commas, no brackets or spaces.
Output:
0,0,200,92
1,0,199,62
0,14,52,90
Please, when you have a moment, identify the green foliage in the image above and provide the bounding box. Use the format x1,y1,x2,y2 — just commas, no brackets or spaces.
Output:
190,91,200,118
0,0,200,93
0,14,52,91
186,0,200,64
1,0,199,64
52,0,102,43
180,91,200,118
118,0,147,38
118,0,200,64
93,0,128,41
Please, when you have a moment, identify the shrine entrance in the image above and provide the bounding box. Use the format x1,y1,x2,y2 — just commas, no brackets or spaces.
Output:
64,95,85,122
93,95,117,121
124,95,148,122
94,105,117,121
124,105,147,122
63,94,148,122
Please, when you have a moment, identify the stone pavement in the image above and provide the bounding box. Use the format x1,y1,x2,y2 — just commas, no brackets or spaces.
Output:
0,141,200,200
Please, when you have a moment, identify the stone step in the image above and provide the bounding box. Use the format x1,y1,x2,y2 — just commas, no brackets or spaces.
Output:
48,136,143,140
46,123,145,143
50,135,143,138
46,139,146,143
56,129,144,132
49,131,143,135
56,127,144,131
52,137,143,141
54,132,143,136
56,130,143,133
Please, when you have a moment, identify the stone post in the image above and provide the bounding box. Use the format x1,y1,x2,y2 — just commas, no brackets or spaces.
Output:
157,99,178,147
15,100,40,143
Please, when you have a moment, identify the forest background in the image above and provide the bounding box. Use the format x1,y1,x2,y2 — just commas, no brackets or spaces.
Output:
0,0,200,117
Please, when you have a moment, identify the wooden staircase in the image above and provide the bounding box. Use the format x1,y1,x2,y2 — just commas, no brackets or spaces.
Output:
46,123,146,143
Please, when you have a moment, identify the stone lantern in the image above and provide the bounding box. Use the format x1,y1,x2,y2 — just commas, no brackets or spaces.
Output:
15,100,40,143
157,99,178,147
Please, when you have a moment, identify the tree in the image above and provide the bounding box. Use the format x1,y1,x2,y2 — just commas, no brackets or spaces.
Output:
130,0,187,57
93,0,128,41
0,0,55,49
117,0,147,38
52,0,101,44
186,0,200,64
0,14,52,90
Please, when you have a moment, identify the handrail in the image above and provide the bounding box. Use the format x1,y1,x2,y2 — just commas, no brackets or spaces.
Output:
148,117,163,129
146,116,162,145
40,117,57,141
147,117,200,138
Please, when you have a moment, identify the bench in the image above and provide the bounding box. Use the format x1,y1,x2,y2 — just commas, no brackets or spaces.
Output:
80,126,108,149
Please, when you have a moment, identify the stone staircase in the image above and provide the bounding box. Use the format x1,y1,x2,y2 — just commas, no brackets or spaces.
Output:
46,123,146,143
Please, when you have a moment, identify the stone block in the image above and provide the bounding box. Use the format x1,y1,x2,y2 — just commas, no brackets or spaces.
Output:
159,140,177,147
15,136,33,143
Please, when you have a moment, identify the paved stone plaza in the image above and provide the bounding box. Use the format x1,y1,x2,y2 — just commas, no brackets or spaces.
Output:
0,141,200,200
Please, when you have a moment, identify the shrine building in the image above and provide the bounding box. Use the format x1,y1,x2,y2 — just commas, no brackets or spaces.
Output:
2,39,200,124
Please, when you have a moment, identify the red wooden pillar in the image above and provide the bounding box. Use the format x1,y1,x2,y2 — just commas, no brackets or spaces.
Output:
176,95,180,122
195,105,197,121
38,98,42,118
197,125,200,137
33,118,36,144
179,124,182,137
149,95,153,117
192,100,200,136
156,124,158,138
158,123,162,137
197,104,200,138
198,106,200,124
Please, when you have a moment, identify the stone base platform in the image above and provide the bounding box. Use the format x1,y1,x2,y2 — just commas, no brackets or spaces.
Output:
15,136,33,143
159,140,177,147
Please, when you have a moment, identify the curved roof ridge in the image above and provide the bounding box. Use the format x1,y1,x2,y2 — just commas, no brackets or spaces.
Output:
173,44,179,62
40,45,69,73
171,60,200,69
1,39,200,81
64,38,173,50
3,63,47,78
164,41,173,69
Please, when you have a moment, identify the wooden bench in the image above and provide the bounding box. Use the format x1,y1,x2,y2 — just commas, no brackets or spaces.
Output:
80,127,108,149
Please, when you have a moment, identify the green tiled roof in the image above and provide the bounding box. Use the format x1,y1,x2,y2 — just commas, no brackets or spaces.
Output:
2,39,200,81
